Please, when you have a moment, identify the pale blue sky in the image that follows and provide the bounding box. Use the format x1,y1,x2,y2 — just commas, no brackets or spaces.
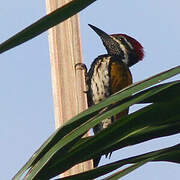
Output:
1,0,180,179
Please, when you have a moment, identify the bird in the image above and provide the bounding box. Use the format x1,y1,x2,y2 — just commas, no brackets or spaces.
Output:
77,24,144,167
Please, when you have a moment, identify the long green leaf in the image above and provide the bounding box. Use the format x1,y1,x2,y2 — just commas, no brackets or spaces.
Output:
57,144,180,180
0,0,97,54
59,101,179,173
104,160,150,180
14,66,180,179
77,100,180,164
12,110,98,180
138,80,180,103
29,83,180,179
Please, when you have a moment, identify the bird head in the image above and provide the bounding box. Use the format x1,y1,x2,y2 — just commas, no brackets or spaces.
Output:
88,24,144,67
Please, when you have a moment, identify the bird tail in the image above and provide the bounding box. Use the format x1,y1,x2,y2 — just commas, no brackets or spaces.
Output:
93,155,101,168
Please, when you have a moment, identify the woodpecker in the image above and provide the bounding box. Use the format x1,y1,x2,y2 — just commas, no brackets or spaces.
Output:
77,24,144,167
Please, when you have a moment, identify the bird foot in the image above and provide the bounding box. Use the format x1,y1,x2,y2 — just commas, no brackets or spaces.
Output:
75,63,87,72
75,63,89,93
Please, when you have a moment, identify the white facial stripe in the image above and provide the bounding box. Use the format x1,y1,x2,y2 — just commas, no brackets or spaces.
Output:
123,37,133,49
110,35,128,61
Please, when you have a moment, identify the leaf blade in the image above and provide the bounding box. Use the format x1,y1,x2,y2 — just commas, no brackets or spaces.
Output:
14,66,180,179
31,85,180,179
0,0,97,54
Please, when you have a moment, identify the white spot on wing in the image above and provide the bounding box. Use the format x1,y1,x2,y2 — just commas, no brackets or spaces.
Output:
90,56,111,104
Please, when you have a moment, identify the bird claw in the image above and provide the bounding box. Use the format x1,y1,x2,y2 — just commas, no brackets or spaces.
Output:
105,152,112,159
75,63,89,93
75,63,87,72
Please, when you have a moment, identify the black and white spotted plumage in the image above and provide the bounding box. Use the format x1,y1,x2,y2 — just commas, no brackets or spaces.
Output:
85,24,144,167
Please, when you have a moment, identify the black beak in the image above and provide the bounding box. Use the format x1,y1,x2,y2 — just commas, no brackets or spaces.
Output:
88,24,110,42
88,24,123,57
